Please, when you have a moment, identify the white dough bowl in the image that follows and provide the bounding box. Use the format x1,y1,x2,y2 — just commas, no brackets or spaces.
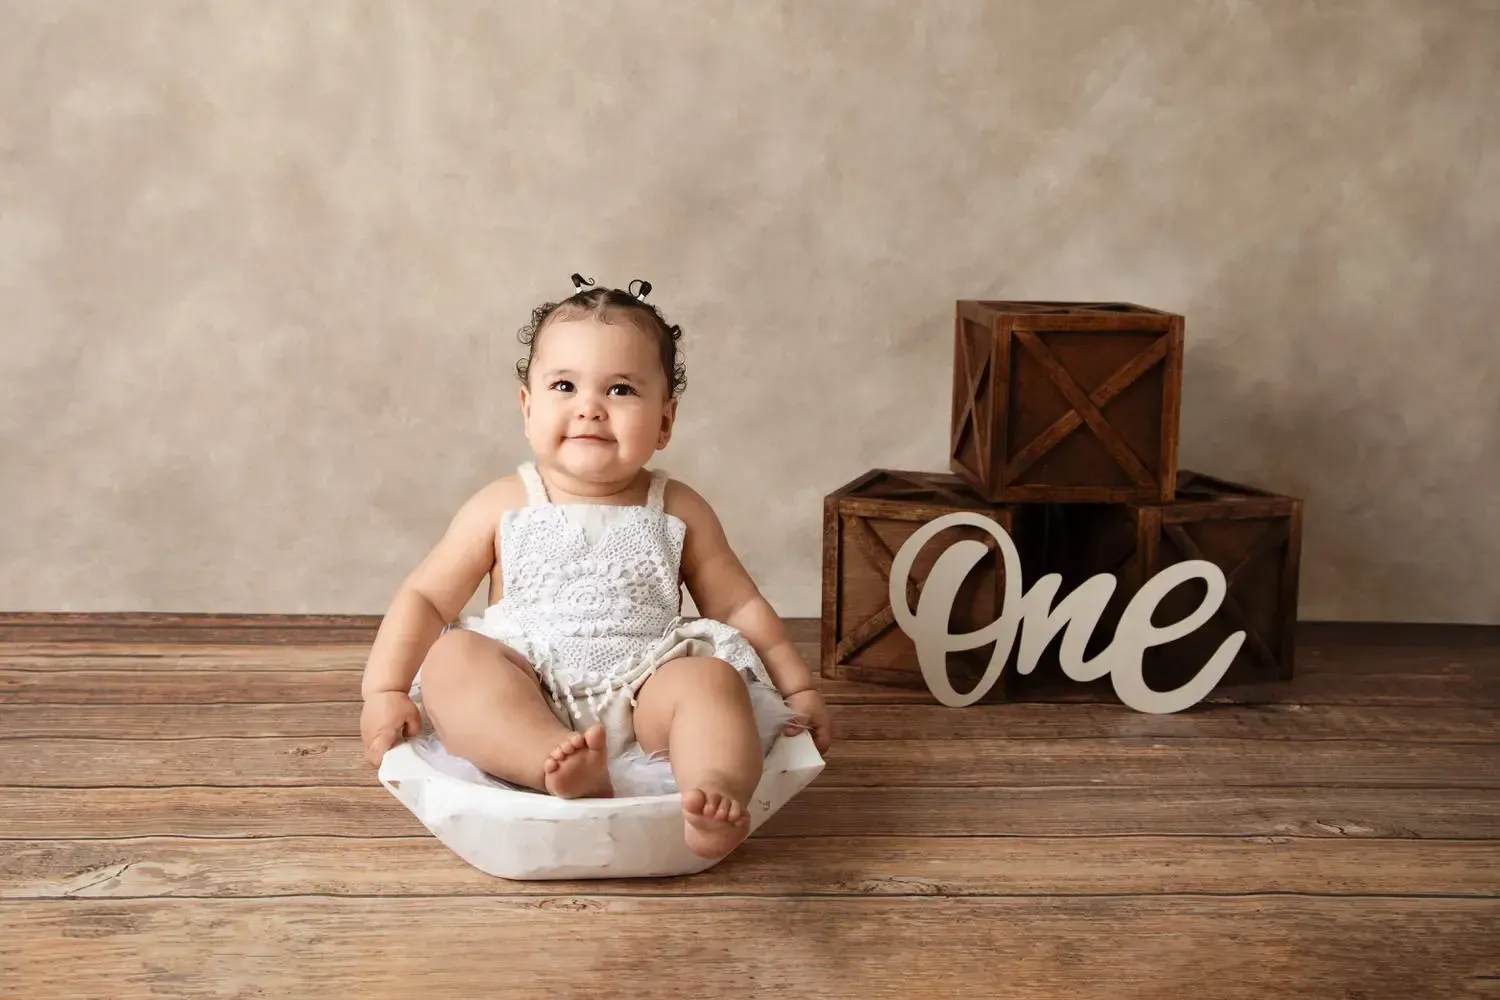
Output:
378,732,825,880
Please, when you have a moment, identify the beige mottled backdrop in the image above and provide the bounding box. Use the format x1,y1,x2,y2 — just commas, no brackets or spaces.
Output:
2,1,1497,623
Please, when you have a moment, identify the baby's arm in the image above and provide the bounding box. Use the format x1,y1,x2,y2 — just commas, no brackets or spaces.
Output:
360,479,513,698
671,483,817,698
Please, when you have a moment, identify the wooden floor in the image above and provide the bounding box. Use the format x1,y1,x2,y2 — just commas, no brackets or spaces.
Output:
1,615,1497,999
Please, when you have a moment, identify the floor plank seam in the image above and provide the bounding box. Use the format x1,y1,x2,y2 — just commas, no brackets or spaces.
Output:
4,891,1498,902
9,699,1496,710
9,781,1499,791
8,733,1499,745
6,833,1498,842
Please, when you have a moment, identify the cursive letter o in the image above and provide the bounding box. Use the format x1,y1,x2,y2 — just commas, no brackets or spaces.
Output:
888,512,1023,707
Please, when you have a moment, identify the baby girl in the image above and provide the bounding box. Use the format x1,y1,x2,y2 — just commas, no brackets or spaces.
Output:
359,274,833,859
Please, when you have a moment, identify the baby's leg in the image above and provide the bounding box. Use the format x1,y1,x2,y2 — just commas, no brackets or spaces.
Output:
418,629,612,798
633,657,763,858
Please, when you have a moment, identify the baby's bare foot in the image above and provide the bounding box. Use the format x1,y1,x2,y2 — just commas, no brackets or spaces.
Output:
681,787,751,859
542,724,613,799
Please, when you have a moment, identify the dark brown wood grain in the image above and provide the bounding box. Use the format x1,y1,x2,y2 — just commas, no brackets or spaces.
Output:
820,468,1045,692
3,626,1496,707
3,614,1489,652
6,835,1496,899
6,897,1497,1000
1,615,1497,999
5,700,1494,742
8,734,1496,789
0,612,383,644
1028,469,1304,699
7,784,1497,839
950,300,1184,503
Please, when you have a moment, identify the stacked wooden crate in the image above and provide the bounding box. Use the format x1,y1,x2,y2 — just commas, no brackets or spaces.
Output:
821,300,1304,704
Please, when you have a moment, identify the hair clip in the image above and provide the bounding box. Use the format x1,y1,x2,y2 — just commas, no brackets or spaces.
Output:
627,279,652,301
568,273,596,295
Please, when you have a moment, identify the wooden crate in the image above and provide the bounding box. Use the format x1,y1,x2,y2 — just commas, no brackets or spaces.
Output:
821,468,1046,697
951,300,1184,504
1018,470,1303,698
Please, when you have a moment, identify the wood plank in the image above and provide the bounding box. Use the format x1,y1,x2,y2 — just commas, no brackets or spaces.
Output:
5,835,1497,900
0,669,365,703
6,620,1497,674
0,668,926,705
6,637,1496,705
828,702,1500,742
759,787,1500,839
809,738,1500,788
0,613,815,645
11,630,1489,672
0,643,372,670
6,700,1494,743
0,612,382,644
8,735,1496,789
1018,637,1500,705
5,786,1496,840
3,897,1496,1000
5,660,1497,707
0,655,943,705
1,615,1495,651
1294,621,1500,649
0,666,908,703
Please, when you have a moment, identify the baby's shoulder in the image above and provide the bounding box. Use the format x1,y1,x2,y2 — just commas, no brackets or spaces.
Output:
659,476,724,534
485,473,532,515
450,474,531,532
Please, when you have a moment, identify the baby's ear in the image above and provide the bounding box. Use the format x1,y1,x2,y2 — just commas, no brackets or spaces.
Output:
657,397,678,446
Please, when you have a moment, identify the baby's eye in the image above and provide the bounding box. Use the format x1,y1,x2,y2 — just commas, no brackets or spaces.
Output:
549,380,574,393
608,384,636,397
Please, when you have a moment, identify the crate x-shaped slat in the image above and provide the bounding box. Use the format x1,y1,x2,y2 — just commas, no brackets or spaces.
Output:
1161,519,1293,668
950,301,1183,504
1004,331,1170,489
835,512,1000,665
951,325,991,479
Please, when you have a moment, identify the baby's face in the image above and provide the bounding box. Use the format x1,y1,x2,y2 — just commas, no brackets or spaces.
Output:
520,314,676,486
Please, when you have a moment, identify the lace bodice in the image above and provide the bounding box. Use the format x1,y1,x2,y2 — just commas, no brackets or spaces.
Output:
493,461,686,645
458,460,774,726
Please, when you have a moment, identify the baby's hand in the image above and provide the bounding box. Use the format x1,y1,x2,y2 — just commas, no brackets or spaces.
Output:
783,688,832,756
360,690,423,767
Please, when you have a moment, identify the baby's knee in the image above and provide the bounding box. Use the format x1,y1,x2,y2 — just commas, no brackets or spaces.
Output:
420,629,520,695
674,658,756,712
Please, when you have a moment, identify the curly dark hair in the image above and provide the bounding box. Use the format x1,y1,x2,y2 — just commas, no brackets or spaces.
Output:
515,274,687,397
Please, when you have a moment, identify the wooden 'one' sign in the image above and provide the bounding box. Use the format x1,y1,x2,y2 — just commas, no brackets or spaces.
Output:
888,511,1247,714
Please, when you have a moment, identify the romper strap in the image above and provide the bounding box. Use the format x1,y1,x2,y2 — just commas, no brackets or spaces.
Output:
517,461,550,506
646,468,670,510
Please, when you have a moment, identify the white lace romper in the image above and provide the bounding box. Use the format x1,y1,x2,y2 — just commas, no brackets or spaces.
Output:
409,460,795,783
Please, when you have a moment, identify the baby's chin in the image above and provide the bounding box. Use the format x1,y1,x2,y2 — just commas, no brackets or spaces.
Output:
551,445,635,476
